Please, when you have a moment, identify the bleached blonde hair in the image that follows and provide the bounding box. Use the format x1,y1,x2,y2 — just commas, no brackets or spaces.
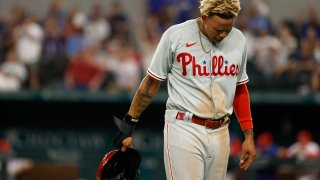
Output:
199,0,241,18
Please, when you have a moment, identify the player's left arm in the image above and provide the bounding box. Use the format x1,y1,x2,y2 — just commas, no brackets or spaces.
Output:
233,83,256,171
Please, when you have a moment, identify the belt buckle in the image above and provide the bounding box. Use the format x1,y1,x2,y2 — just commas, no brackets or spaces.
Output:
221,118,230,126
204,120,208,128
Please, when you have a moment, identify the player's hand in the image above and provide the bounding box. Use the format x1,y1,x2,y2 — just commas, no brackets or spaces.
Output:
239,133,256,171
121,137,133,152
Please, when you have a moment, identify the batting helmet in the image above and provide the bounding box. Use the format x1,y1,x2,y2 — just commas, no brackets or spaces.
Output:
96,148,141,180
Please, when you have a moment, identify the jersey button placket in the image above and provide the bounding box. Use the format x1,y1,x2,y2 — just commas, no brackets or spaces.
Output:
210,49,215,120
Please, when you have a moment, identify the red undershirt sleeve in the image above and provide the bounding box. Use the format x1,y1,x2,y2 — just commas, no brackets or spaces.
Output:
233,83,253,131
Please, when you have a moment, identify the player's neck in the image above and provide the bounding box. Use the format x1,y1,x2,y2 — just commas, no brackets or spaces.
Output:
197,17,211,54
197,17,207,37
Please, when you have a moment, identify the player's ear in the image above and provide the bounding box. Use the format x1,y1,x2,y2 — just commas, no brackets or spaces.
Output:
201,15,207,23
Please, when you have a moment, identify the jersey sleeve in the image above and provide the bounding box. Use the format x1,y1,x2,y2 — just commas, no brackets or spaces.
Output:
237,41,249,85
147,29,174,81
233,83,253,131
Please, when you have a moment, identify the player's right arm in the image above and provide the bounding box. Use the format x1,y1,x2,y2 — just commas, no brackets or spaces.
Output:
128,74,162,119
118,74,161,151
115,22,172,152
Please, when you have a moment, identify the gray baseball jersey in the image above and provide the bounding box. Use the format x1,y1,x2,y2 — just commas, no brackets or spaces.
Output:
147,19,248,120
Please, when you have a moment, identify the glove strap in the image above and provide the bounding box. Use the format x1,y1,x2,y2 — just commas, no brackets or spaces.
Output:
112,114,139,148
113,114,139,135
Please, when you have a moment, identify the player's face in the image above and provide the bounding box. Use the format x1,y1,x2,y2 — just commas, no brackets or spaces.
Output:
202,15,234,44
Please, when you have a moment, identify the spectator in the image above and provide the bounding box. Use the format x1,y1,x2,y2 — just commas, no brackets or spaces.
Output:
136,15,162,73
106,42,142,94
0,135,12,180
40,14,68,89
45,0,67,30
63,6,88,59
252,20,282,80
64,45,105,92
255,131,280,180
85,4,111,48
287,130,320,161
286,130,320,180
41,15,66,60
299,5,320,40
13,14,44,90
0,5,26,64
0,49,28,91
273,21,298,79
256,131,279,157
174,0,200,24
107,2,130,41
251,0,271,18
285,26,319,95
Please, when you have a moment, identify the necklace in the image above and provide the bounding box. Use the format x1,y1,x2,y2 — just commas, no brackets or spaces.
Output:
197,19,210,54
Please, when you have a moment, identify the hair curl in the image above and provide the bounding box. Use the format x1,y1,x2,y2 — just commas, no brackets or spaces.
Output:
199,0,241,18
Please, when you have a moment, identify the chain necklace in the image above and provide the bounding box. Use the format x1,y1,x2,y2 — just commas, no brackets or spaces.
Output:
197,18,210,54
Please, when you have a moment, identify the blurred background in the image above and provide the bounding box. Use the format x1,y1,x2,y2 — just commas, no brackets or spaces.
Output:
0,0,320,179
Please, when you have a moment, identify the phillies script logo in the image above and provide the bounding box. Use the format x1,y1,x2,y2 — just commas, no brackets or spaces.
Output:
177,52,239,76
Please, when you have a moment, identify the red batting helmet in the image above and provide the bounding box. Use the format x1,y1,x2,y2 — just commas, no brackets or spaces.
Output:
96,148,141,180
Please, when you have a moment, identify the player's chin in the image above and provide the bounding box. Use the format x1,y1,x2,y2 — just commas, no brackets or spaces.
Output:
212,38,221,44
216,38,223,42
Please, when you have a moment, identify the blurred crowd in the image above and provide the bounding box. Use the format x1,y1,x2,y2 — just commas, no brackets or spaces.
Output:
237,0,320,95
229,129,320,180
0,0,320,95
0,0,143,94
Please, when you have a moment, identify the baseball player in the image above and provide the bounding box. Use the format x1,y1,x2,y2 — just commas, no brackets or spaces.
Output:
112,0,256,179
